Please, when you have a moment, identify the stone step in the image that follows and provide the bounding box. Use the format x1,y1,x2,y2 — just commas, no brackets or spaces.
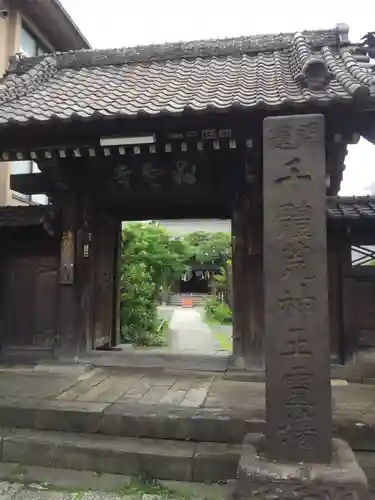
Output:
168,294,208,307
0,428,374,490
0,398,263,443
0,428,241,482
1,397,375,453
78,351,230,371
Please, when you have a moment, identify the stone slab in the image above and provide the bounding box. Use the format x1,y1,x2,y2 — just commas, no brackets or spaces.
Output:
0,398,106,434
0,373,76,399
56,369,109,401
234,435,369,500
0,462,21,480
78,352,229,372
101,404,263,443
193,442,241,482
32,363,91,377
0,429,196,481
263,114,331,463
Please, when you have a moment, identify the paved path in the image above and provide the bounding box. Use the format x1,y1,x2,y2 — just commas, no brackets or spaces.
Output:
168,308,219,354
0,364,369,419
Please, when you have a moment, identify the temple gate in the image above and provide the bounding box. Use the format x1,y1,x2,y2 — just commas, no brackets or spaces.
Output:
0,25,374,368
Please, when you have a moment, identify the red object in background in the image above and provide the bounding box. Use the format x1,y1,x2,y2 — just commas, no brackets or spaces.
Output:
181,297,193,307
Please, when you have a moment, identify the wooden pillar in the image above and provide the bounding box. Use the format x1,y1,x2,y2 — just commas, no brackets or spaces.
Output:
340,236,355,361
78,196,97,352
263,114,331,463
327,227,349,363
327,229,340,361
56,192,80,356
55,192,96,357
91,213,121,349
231,162,264,367
112,223,122,347
231,193,247,357
244,169,264,368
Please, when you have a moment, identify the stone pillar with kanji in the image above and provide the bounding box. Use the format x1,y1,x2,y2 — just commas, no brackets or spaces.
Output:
233,114,369,500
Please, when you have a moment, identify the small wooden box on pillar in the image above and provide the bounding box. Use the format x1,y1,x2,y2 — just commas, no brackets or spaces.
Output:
233,114,369,500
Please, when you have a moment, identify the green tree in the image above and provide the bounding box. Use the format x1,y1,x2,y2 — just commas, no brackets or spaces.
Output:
120,223,190,345
122,222,190,297
184,231,231,266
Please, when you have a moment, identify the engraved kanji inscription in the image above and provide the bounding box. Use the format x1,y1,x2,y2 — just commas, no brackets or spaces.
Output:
281,240,312,278
267,120,321,150
278,277,316,316
142,162,163,188
283,366,312,391
279,366,316,449
172,161,197,186
281,328,312,357
113,164,132,188
274,157,312,185
276,201,312,239
279,420,318,450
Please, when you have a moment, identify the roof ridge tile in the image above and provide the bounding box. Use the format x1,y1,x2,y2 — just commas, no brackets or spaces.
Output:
0,55,58,105
8,29,340,75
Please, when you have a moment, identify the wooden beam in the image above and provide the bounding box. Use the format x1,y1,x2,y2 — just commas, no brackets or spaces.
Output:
0,206,52,227
10,173,55,195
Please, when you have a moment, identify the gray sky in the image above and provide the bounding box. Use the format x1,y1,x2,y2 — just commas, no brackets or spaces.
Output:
61,0,375,196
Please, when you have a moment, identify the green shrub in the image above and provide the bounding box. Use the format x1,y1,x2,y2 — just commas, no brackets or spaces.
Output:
204,297,232,324
120,262,158,346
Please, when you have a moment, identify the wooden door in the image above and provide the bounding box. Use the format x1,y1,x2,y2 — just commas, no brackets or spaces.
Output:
93,215,120,349
2,254,58,352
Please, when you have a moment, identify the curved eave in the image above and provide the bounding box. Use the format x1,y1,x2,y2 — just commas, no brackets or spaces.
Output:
0,92,369,131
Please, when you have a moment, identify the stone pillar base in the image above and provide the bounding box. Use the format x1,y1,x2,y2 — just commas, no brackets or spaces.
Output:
233,434,369,500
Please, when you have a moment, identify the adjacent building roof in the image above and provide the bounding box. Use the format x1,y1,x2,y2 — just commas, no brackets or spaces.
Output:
19,0,90,52
327,196,375,219
0,26,374,127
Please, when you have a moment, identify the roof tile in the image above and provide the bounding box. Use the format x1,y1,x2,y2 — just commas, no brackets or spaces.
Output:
0,28,374,126
327,196,375,219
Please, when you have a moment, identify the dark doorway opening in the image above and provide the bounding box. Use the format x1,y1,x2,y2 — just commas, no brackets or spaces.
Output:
179,270,211,294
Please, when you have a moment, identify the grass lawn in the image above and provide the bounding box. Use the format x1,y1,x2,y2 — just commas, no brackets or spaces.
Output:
213,331,232,351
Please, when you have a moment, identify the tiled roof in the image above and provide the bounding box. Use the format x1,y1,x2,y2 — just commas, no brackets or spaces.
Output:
327,196,375,219
0,27,374,126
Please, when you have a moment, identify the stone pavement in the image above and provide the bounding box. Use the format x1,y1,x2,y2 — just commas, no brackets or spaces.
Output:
0,364,372,422
168,309,219,354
